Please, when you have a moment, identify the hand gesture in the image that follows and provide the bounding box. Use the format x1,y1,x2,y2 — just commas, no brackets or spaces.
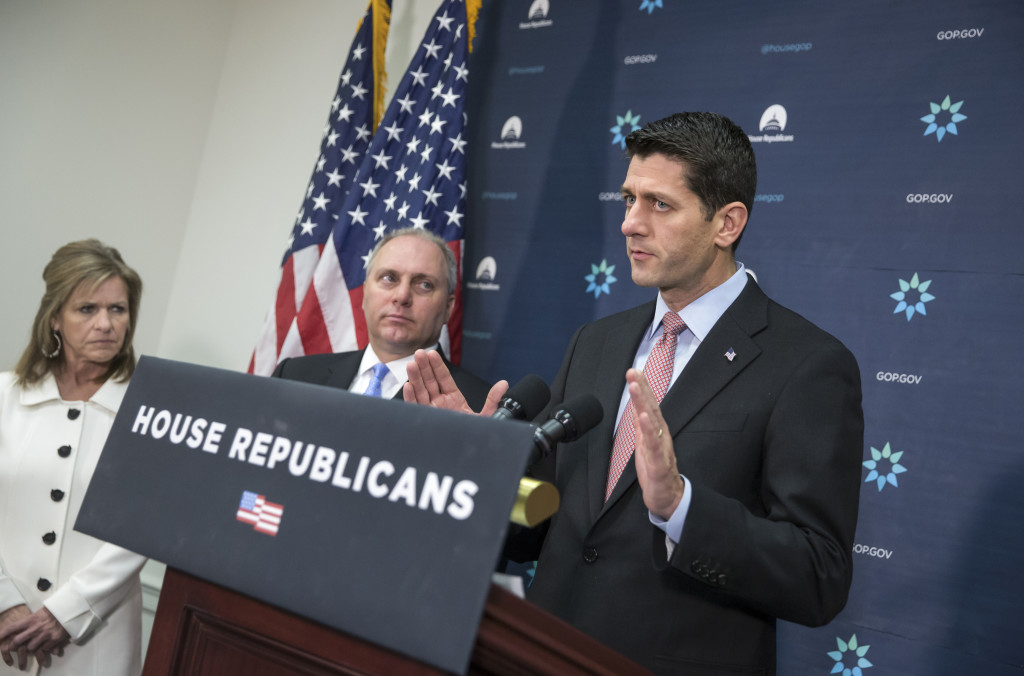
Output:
626,368,686,519
403,349,507,415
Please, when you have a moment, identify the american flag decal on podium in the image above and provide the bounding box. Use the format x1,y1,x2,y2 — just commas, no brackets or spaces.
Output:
236,490,285,536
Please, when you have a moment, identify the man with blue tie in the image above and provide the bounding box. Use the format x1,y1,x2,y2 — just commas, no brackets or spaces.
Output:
272,228,491,409
404,112,864,675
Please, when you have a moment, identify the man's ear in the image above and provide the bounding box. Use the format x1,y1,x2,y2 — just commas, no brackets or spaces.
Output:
714,201,748,249
445,294,455,322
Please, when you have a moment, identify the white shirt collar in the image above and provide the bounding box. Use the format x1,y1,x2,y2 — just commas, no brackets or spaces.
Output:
356,344,439,387
19,371,128,413
649,263,749,341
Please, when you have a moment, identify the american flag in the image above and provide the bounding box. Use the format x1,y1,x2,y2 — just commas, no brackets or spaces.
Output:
276,0,479,365
249,0,391,376
236,490,285,537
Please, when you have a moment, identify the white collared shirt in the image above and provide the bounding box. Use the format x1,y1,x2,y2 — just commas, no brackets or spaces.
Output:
349,344,439,400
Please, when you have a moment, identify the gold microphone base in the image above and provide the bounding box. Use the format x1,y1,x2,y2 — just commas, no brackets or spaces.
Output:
510,477,560,527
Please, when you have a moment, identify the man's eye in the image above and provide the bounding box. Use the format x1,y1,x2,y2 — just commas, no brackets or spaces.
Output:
655,200,668,209
623,195,635,206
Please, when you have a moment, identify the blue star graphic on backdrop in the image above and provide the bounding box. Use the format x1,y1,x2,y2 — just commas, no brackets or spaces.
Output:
639,0,663,13
920,95,967,142
610,110,642,149
828,634,873,676
585,260,617,298
863,442,907,492
890,273,934,321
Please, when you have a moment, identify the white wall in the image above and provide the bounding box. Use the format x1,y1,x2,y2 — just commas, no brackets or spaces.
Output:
1,0,437,659
0,0,237,371
160,0,436,369
1,0,435,370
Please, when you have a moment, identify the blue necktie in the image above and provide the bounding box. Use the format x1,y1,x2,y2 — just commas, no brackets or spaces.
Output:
363,362,390,398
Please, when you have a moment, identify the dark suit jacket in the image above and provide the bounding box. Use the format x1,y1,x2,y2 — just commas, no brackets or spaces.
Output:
271,346,493,411
509,279,863,675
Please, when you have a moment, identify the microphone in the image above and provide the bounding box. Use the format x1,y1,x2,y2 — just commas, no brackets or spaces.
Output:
532,394,604,460
492,374,550,421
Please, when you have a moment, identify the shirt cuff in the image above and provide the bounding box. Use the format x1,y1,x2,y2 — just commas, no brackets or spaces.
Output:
43,583,96,642
649,475,692,557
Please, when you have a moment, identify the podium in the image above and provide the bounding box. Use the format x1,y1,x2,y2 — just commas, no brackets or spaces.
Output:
143,567,649,675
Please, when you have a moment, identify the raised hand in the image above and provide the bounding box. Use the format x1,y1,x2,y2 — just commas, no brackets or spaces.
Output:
403,349,507,416
626,368,686,520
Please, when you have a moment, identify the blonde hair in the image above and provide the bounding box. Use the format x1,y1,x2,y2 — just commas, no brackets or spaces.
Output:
15,239,143,386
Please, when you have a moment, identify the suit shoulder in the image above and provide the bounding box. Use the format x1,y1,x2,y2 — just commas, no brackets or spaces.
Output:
574,301,656,338
273,351,359,380
766,299,851,350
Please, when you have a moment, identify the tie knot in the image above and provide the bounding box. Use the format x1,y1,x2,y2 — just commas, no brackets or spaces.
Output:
371,362,390,380
661,311,685,337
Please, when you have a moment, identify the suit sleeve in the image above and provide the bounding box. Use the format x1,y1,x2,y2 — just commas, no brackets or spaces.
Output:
44,544,146,642
664,340,863,626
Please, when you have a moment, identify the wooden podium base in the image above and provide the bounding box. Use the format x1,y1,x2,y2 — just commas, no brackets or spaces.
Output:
143,567,649,675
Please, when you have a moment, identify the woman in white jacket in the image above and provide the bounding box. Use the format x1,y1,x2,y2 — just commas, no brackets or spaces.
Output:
0,240,146,675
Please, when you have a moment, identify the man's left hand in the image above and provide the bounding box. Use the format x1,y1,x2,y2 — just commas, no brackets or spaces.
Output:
404,349,507,416
627,368,686,520
0,607,69,669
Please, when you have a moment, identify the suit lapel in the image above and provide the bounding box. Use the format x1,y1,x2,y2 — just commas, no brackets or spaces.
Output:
587,303,654,523
325,349,366,391
599,281,770,513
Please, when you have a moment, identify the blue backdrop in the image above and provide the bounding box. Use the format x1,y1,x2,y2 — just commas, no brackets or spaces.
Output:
460,1,1024,674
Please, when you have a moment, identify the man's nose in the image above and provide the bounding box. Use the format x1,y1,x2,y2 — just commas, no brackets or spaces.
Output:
393,280,413,304
621,203,647,237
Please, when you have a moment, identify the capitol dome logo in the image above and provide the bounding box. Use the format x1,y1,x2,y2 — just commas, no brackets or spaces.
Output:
492,117,526,149
520,0,553,29
501,116,522,140
467,256,500,291
749,105,794,144
759,104,787,132
475,257,497,281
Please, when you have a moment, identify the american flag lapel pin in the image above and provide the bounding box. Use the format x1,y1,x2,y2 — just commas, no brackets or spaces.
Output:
725,348,737,362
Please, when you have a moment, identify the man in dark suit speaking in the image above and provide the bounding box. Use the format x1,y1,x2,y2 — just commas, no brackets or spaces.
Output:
404,113,864,675
273,228,491,409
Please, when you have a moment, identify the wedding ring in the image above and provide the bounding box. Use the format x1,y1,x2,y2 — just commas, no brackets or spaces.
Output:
657,428,664,438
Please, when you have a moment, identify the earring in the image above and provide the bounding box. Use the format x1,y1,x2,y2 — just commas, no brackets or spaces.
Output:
43,331,62,359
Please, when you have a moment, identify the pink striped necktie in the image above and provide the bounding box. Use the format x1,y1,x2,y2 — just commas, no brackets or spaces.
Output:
605,311,685,501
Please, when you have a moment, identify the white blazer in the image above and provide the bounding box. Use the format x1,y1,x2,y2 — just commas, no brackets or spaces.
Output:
0,372,145,675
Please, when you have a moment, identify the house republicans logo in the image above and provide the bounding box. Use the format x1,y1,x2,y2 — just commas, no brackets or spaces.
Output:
520,0,553,29
466,256,500,291
920,95,967,142
492,116,526,149
748,105,794,143
890,272,934,321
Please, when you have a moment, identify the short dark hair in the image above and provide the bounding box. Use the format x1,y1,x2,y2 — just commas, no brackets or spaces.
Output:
16,239,143,386
625,112,757,250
